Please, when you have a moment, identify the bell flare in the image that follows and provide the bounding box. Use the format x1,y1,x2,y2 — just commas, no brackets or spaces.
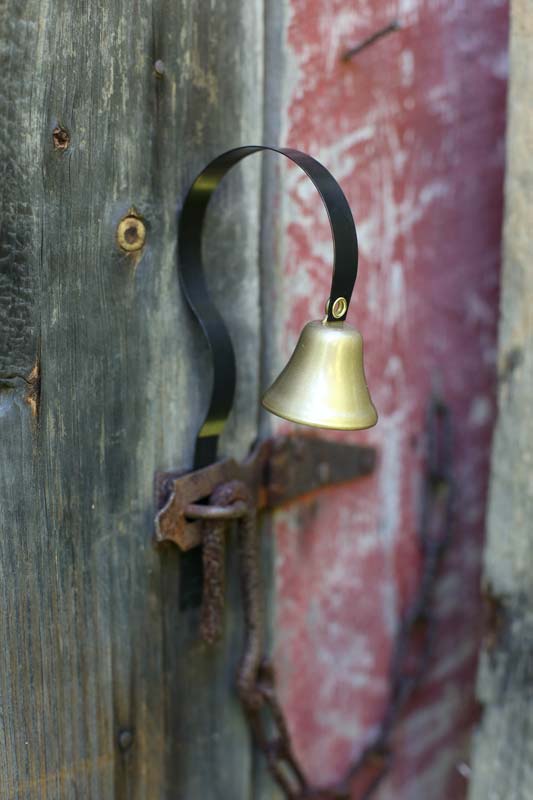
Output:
261,320,378,431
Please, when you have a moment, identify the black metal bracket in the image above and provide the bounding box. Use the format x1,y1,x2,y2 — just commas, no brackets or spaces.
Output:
171,146,362,607
178,146,360,471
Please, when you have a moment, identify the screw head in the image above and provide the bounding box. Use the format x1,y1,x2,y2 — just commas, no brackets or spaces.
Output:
318,462,330,482
117,214,146,253
331,297,347,319
118,729,134,751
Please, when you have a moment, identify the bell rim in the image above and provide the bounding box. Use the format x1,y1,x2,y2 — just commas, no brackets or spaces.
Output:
261,395,378,431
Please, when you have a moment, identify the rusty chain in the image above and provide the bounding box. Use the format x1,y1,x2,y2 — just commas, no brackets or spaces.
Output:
199,399,454,798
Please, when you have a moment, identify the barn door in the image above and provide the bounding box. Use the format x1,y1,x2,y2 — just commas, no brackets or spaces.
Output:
0,2,275,797
0,1,509,799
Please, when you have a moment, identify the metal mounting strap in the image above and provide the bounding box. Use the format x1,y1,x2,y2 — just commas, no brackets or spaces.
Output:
178,146,360,466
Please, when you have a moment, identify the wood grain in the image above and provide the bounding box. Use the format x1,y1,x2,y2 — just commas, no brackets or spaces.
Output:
0,0,271,797
470,3,533,798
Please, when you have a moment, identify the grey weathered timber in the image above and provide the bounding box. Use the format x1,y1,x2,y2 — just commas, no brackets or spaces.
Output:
0,0,272,797
469,3,533,799
253,0,286,795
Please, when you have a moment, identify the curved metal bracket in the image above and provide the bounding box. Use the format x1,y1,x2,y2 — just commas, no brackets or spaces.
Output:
178,146,359,468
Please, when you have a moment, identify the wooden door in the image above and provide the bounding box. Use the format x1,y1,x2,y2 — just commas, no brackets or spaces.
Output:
0,1,509,798
0,2,278,797
269,1,507,798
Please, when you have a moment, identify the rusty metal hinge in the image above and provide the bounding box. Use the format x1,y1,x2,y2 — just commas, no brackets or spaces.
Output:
154,435,376,551
152,404,452,800
153,434,377,797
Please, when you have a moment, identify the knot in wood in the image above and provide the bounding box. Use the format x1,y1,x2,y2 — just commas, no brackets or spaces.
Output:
117,214,146,253
52,125,70,150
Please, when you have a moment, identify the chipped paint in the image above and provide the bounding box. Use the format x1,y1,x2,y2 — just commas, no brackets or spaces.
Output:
272,0,508,796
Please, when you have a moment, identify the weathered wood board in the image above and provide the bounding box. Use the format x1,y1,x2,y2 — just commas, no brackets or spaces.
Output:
273,1,507,798
0,1,275,797
470,3,533,798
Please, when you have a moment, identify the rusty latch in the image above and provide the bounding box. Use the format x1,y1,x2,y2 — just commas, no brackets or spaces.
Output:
154,435,376,550
154,434,377,797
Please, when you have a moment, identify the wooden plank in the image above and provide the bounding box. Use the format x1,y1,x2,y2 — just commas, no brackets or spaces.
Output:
253,0,286,796
272,1,507,797
0,0,264,797
469,2,533,798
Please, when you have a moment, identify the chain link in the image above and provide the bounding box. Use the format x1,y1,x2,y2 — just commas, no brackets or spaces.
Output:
201,399,454,798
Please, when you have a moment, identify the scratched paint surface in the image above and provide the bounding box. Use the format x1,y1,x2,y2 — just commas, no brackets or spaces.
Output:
272,1,508,796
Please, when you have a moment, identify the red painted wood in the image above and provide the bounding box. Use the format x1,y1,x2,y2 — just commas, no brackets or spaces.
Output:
273,1,508,796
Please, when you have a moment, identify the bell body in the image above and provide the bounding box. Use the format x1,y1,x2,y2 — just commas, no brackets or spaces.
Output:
262,319,378,431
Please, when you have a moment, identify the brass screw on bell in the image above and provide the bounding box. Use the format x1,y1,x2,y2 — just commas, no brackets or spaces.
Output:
324,297,348,319
331,297,348,319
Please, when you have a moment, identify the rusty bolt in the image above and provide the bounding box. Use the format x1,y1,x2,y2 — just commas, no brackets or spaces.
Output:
52,125,70,151
117,214,146,253
118,729,134,751
318,462,330,483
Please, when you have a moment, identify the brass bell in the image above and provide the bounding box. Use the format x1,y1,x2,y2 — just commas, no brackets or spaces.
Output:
177,145,379,448
262,318,378,431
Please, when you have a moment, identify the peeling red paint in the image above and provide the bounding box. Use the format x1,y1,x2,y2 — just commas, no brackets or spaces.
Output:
274,1,508,796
